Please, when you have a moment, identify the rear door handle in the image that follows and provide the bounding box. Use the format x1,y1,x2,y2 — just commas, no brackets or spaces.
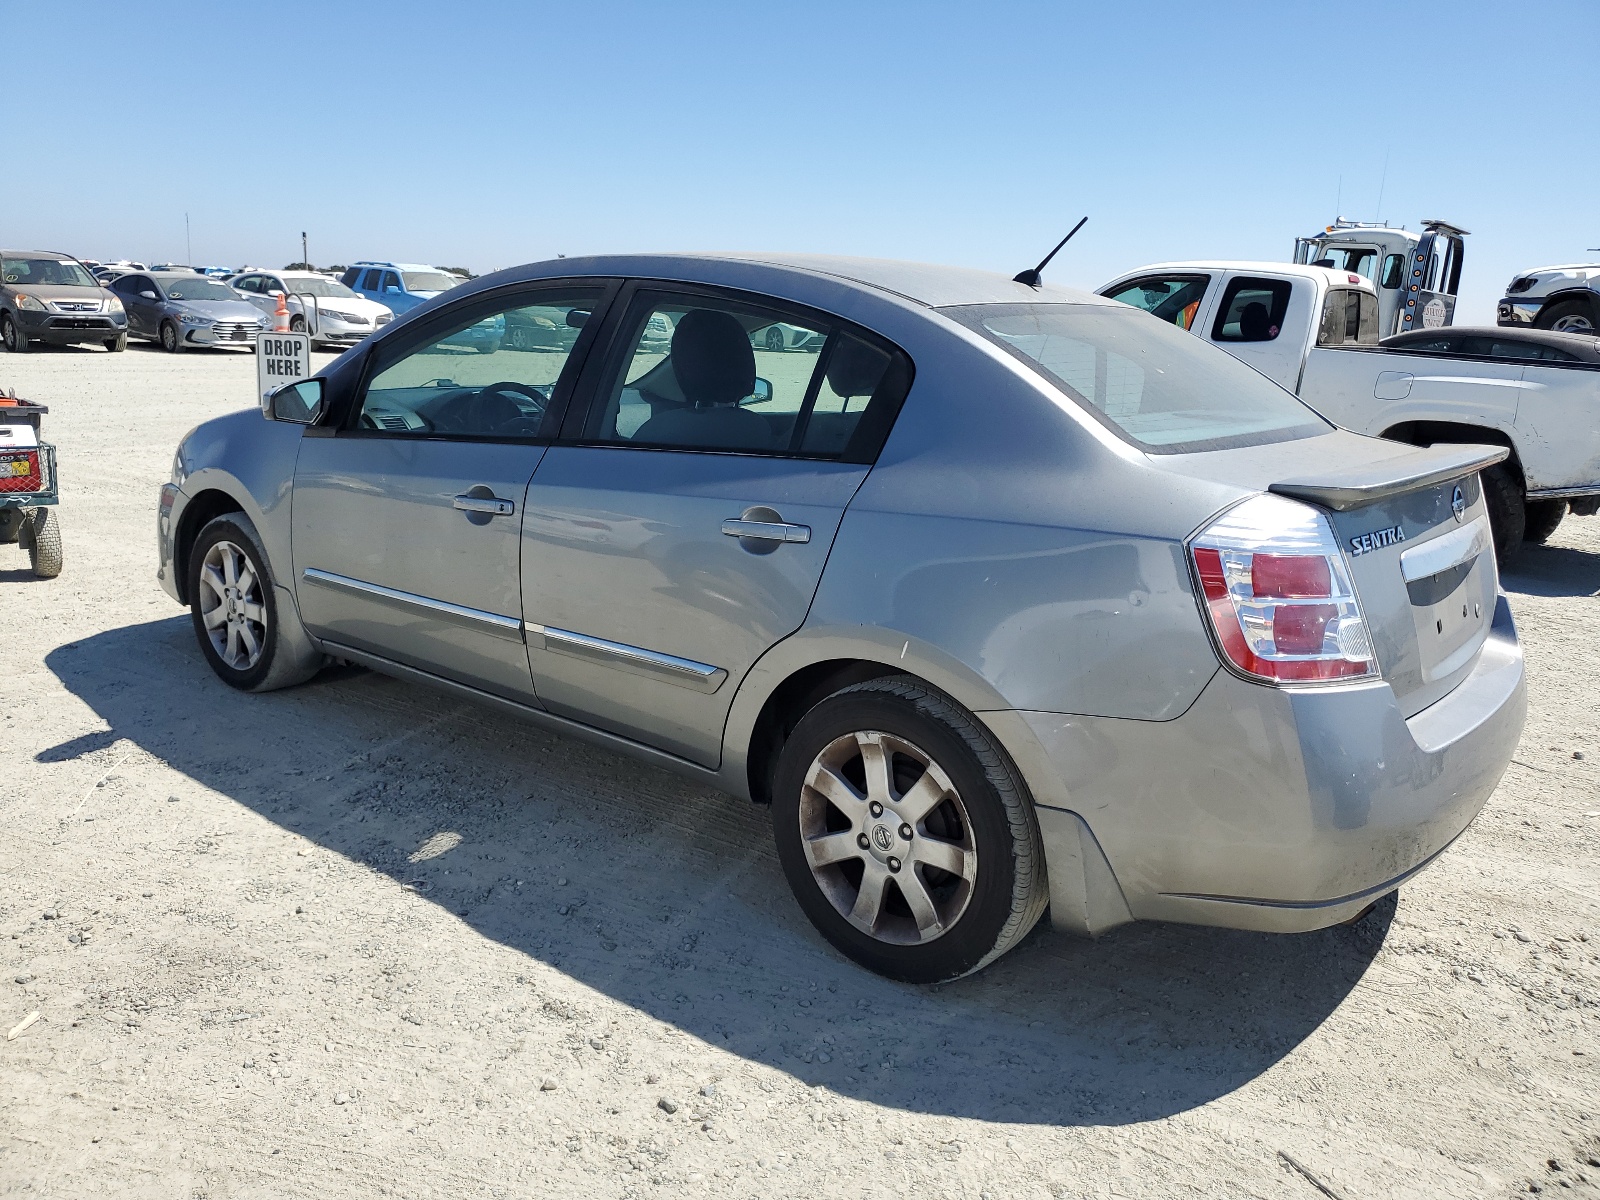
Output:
721,518,810,544
454,494,515,516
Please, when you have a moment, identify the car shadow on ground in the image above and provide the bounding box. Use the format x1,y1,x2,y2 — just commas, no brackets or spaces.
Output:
1502,540,1600,599
45,617,1391,1127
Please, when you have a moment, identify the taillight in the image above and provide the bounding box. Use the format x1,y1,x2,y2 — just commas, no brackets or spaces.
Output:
1190,495,1377,685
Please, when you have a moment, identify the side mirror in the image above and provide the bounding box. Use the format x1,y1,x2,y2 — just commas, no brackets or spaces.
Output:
140,290,157,300
268,379,324,424
748,378,773,404
565,309,590,329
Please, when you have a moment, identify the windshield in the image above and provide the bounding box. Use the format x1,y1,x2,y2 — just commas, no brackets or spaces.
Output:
161,277,237,302
2,258,98,288
282,277,357,299
402,271,460,294
1314,245,1378,280
947,303,1330,453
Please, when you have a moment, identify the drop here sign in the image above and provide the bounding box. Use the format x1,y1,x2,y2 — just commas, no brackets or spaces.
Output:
256,332,312,407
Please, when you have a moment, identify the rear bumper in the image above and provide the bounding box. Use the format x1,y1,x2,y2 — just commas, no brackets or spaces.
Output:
1020,592,1525,933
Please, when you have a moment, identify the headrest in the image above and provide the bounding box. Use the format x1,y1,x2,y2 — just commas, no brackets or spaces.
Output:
825,335,889,399
671,309,756,408
1238,302,1272,340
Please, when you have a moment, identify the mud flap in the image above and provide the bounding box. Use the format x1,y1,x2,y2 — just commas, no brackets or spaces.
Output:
1034,806,1134,938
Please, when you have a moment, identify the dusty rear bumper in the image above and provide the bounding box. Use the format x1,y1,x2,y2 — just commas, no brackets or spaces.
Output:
1012,593,1525,935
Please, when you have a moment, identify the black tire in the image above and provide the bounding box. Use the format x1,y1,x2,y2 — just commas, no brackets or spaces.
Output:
1535,298,1599,335
104,333,127,352
289,314,306,334
2,314,30,353
1524,499,1565,545
1482,463,1526,564
23,508,62,578
187,513,322,692
160,320,181,353
770,676,1047,983
765,325,785,352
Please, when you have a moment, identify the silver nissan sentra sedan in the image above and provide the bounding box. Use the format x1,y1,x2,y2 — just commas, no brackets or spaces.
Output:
156,254,1526,982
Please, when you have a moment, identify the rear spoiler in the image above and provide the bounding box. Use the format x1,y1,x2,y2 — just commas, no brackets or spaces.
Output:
1269,443,1509,511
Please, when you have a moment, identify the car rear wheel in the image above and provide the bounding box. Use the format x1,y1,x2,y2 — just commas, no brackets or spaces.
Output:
765,326,785,352
187,514,323,692
160,320,181,353
770,676,1048,983
1536,298,1598,334
104,333,127,352
1524,498,1565,545
2,315,29,353
1482,462,1526,564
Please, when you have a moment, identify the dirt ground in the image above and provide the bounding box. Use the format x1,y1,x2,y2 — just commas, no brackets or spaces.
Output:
1,343,1596,1200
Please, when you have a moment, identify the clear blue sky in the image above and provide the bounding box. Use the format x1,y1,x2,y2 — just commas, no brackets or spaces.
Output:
8,1,1596,322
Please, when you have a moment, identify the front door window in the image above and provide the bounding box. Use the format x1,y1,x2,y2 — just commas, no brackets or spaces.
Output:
1103,274,1211,331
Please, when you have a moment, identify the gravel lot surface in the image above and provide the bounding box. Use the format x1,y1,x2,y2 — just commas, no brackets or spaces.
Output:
2,343,1597,1199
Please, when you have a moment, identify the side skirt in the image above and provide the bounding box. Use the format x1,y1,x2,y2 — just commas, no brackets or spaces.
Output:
319,640,728,793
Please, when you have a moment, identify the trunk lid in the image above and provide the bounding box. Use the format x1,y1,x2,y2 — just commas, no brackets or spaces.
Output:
1162,433,1506,716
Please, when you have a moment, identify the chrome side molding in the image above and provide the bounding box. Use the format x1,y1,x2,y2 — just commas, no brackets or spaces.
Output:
1399,516,1490,583
525,623,727,694
300,568,524,642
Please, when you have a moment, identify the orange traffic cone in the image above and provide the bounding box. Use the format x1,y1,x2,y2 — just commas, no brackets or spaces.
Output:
274,291,290,332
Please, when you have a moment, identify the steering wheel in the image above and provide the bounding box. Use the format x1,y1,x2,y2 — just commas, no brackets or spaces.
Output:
470,381,549,434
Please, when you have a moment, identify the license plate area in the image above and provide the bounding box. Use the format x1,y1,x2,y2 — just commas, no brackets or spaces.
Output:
1408,553,1492,682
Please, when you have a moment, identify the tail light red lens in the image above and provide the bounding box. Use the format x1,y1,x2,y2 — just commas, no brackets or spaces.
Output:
1190,495,1377,685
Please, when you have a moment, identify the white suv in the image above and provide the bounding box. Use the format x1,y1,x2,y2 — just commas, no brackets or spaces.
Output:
1498,264,1600,333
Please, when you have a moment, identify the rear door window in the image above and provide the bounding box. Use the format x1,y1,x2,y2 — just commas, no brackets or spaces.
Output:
360,269,383,291
1103,274,1210,331
1317,289,1379,346
579,289,911,461
1211,276,1292,342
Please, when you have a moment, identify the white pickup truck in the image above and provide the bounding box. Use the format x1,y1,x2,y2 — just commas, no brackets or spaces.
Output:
1097,261,1600,559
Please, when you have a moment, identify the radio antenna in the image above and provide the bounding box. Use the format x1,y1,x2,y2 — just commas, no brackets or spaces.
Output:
1013,217,1088,288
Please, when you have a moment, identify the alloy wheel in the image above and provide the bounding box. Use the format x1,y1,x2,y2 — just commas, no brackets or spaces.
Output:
1551,312,1596,333
198,539,268,671
797,730,978,945
161,321,179,352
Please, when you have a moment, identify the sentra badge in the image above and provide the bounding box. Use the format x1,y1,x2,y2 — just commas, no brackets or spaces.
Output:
1349,525,1405,556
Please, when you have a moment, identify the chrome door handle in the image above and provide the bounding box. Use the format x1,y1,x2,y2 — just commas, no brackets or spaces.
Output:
721,518,810,544
454,494,515,516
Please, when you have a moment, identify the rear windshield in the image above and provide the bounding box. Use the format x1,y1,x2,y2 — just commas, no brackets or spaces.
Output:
945,302,1330,453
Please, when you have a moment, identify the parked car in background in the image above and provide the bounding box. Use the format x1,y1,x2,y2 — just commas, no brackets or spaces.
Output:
230,270,392,348
1,250,128,352
1099,261,1600,559
341,262,499,352
109,271,266,352
158,252,1525,983
1499,264,1600,334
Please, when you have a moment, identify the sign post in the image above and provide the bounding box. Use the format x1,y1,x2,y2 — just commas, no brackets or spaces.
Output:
255,332,312,411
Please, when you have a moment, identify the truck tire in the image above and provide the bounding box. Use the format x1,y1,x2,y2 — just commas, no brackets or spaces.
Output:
1536,298,1599,334
770,676,1048,983
1524,499,1565,545
1482,463,1526,564
24,508,63,578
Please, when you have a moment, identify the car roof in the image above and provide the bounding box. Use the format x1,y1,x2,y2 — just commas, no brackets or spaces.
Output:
0,249,78,261
1384,325,1600,360
349,261,438,272
468,252,1105,310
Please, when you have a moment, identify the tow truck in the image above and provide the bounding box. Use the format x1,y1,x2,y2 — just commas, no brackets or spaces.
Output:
1294,218,1469,338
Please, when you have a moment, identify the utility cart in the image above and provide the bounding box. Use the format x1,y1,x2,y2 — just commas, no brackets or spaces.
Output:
0,392,62,578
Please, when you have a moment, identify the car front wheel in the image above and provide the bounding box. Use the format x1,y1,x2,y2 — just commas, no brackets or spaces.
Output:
770,676,1048,983
1537,298,1599,334
160,320,181,353
2,314,29,353
187,514,322,692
